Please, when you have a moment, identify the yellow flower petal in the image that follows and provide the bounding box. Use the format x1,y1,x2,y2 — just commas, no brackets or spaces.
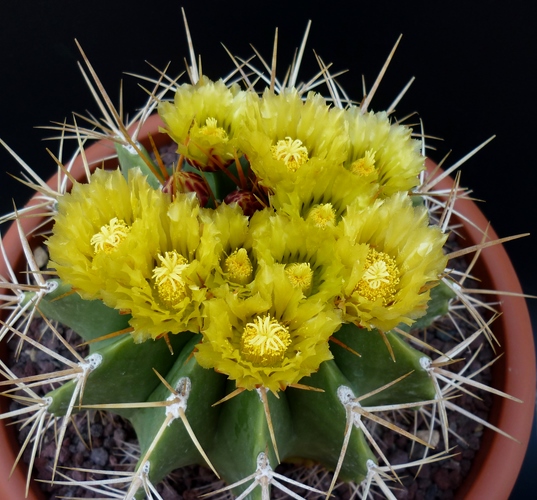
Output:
240,89,347,190
159,77,254,170
338,192,447,331
344,108,424,196
249,210,344,302
195,263,340,393
99,194,214,343
47,168,168,301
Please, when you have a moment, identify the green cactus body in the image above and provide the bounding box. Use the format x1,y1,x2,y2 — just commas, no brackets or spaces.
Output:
26,281,191,416
116,142,164,190
129,335,226,483
4,60,467,499
25,279,131,347
286,360,376,481
27,274,446,498
209,385,293,498
331,326,436,405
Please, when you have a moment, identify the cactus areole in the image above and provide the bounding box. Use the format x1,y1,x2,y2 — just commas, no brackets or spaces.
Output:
1,24,535,500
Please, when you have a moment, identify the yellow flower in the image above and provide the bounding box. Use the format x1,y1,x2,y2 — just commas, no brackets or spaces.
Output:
99,193,218,343
47,168,168,301
338,192,448,331
240,314,292,367
249,210,343,303
239,89,348,191
284,263,313,293
151,251,190,309
158,77,254,170
271,164,377,228
354,249,400,304
351,149,377,177
344,108,424,197
199,202,255,292
224,248,254,285
90,217,131,254
270,160,376,223
195,263,340,393
270,137,309,172
307,203,336,229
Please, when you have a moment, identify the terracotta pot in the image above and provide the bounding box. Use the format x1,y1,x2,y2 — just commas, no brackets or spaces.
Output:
1,115,534,499
427,158,536,500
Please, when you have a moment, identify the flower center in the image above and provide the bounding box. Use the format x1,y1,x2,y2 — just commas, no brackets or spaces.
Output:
351,150,376,176
240,315,291,367
224,248,253,284
90,217,131,254
271,137,309,171
307,203,336,229
152,251,189,308
285,262,313,292
355,249,400,304
199,117,228,140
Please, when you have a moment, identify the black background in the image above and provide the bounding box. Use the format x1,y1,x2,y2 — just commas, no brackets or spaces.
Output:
0,0,535,497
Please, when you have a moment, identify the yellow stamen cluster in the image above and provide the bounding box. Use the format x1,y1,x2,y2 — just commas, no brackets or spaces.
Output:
271,137,309,171
351,150,376,176
285,262,313,292
307,203,336,229
224,248,253,283
152,251,190,308
355,249,400,305
90,217,131,254
240,315,291,367
199,116,228,140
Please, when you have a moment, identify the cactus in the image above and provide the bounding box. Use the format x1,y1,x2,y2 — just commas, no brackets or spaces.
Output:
0,13,523,500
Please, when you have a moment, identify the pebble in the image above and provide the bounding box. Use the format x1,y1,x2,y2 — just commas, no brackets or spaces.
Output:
90,447,109,466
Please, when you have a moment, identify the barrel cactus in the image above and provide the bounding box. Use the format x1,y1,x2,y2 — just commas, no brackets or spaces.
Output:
0,14,521,500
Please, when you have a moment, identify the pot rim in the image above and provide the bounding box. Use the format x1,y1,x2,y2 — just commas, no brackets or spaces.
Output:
0,115,534,499
426,158,536,500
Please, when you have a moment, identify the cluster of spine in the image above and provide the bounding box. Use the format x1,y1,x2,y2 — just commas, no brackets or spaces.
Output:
33,78,450,497
0,26,511,500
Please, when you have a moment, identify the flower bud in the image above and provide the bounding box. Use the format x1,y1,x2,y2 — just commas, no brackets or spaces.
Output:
224,189,263,216
164,171,210,206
